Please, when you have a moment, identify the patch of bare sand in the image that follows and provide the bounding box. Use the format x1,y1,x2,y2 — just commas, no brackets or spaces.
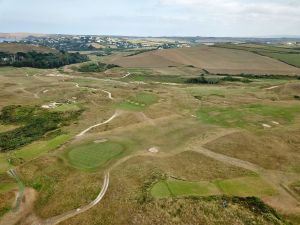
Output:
0,188,40,225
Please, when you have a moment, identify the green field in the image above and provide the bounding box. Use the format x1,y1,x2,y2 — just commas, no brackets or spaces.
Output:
151,176,275,198
66,142,124,170
197,104,300,128
215,44,300,68
117,93,158,111
14,134,71,161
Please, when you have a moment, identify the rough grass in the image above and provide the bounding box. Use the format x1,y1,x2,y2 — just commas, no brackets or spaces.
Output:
117,93,158,111
151,176,275,199
66,142,124,170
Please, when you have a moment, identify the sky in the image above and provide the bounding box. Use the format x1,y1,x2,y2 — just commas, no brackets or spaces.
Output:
0,0,300,37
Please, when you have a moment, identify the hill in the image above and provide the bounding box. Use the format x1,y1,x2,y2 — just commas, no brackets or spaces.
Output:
109,46,300,75
0,43,57,54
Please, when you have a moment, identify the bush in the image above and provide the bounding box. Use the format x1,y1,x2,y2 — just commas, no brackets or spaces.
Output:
78,62,119,72
186,75,220,84
0,105,82,151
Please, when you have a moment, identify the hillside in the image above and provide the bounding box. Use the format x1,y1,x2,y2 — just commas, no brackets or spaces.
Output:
0,43,57,54
109,46,300,75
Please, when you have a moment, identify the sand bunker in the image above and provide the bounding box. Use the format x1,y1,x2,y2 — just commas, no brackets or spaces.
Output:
262,124,272,128
148,147,159,153
41,102,62,109
94,139,108,144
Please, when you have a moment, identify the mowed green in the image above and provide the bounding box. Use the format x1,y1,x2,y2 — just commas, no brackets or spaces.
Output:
151,176,275,198
197,104,300,128
117,93,158,111
67,142,124,169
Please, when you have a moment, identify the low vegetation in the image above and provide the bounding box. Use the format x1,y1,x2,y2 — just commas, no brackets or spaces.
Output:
78,62,119,73
186,74,252,84
0,105,82,151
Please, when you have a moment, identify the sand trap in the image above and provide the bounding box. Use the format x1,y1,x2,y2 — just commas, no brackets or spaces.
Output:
130,81,147,85
43,90,49,93
262,124,272,128
94,139,108,144
272,121,280,125
148,147,159,153
265,86,279,90
41,102,62,109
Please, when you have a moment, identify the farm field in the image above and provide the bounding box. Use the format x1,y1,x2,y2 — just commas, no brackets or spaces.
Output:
0,45,300,225
105,45,300,75
214,43,300,68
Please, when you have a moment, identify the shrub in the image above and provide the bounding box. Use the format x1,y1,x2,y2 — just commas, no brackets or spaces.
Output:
78,62,119,72
0,105,82,151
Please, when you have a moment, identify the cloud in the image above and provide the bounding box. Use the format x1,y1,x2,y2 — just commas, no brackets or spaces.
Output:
158,0,300,36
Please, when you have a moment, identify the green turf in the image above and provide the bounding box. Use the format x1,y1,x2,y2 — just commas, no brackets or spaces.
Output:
150,181,172,198
117,93,158,111
197,104,300,128
151,176,275,198
214,177,276,197
14,134,71,161
67,142,124,169
0,183,16,194
167,180,219,197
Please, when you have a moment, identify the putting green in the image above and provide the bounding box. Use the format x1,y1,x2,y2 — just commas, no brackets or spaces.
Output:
67,142,124,169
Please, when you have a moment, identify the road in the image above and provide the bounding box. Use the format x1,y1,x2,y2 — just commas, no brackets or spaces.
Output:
40,173,110,225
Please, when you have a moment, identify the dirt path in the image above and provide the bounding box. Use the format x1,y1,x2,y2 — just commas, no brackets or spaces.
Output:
0,188,39,225
76,111,120,137
100,90,113,100
39,173,109,225
265,85,279,90
120,72,131,79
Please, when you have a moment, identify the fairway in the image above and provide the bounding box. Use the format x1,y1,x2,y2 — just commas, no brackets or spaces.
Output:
197,104,300,129
151,176,275,198
67,142,124,169
117,93,158,111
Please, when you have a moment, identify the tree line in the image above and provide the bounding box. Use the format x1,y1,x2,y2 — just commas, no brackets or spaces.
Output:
0,51,88,69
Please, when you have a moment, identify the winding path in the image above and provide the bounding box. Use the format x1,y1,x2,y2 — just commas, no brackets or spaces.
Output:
100,90,113,100
40,173,110,225
76,112,119,137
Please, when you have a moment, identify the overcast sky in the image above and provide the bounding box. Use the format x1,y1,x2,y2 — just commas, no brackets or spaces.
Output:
1,0,300,37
